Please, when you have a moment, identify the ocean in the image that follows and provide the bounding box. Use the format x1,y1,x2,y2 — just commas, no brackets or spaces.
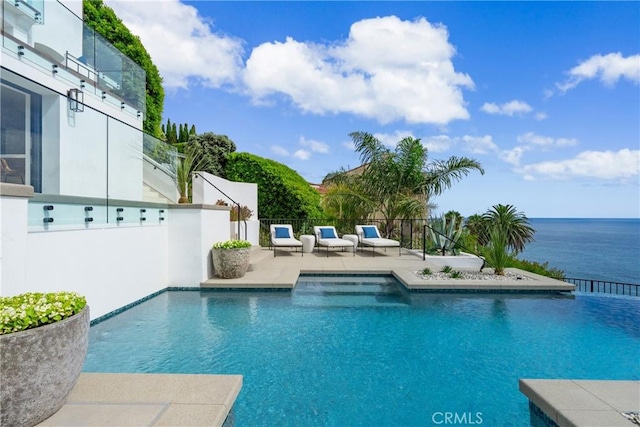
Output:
518,218,640,285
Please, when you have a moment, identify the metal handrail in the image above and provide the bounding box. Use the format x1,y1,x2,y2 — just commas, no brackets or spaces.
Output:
564,278,639,296
193,173,247,240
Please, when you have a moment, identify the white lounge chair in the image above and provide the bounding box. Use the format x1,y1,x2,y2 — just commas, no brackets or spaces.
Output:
270,224,303,257
313,226,355,257
355,225,401,257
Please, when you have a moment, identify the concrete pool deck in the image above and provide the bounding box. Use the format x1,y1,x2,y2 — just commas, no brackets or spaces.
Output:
201,246,575,292
38,373,242,427
520,379,640,426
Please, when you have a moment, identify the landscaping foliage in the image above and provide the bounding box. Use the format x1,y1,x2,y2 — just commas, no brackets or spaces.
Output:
0,292,87,335
323,132,483,236
226,153,324,219
83,0,164,137
162,119,197,146
212,239,252,249
187,133,236,178
427,215,464,255
216,200,254,221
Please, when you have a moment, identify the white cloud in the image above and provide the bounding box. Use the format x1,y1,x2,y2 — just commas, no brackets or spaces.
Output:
293,149,311,160
105,0,244,89
499,146,529,166
372,130,416,147
517,132,578,148
557,52,640,92
534,112,548,121
270,146,289,157
243,16,473,125
517,149,640,181
299,137,329,153
480,100,533,116
461,135,499,154
422,135,453,153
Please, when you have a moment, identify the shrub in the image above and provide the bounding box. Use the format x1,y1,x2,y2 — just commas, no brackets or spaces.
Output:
421,267,432,275
441,265,453,273
0,292,87,335
508,257,565,280
212,239,252,249
216,200,253,221
450,270,463,279
226,152,324,219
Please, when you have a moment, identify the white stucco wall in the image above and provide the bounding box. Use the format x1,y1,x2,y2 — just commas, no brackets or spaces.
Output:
1,189,234,320
0,192,30,295
26,225,169,319
107,117,143,201
192,172,258,219
168,206,231,286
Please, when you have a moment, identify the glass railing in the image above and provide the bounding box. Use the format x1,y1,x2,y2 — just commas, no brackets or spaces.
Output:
28,197,168,230
1,0,145,114
7,0,44,24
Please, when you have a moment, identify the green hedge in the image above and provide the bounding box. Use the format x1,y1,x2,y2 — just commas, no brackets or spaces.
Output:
226,153,324,219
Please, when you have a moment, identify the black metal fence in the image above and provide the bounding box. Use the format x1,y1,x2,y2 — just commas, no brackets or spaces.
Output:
258,218,428,249
564,278,640,296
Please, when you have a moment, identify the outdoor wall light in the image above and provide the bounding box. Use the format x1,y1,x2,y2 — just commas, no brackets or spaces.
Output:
68,88,84,112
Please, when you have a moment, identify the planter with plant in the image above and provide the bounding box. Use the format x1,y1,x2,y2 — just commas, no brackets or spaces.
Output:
211,239,252,279
0,292,89,427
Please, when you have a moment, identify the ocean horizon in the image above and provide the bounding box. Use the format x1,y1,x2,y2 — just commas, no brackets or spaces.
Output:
518,218,639,285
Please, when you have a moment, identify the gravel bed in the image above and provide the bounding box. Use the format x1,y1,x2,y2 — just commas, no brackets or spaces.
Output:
415,270,534,281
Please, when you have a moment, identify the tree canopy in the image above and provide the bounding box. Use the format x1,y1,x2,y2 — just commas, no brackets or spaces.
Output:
323,132,484,235
187,133,236,178
226,153,324,219
83,0,164,137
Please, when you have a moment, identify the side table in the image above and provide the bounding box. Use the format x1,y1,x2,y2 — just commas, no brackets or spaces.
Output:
300,234,315,253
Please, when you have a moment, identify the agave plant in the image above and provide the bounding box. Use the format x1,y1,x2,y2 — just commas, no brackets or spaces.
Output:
428,216,464,256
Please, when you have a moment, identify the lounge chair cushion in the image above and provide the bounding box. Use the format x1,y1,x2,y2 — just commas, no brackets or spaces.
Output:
274,227,291,239
320,228,337,239
362,226,379,239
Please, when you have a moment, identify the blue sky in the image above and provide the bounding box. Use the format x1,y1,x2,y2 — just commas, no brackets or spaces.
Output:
106,1,639,218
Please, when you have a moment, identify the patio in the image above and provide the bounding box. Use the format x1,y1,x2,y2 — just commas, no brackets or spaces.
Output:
201,246,574,292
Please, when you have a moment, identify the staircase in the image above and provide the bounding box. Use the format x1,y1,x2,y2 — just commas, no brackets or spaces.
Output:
143,183,173,203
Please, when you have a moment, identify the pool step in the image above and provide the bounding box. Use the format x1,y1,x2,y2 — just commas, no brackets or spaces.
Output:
293,278,410,307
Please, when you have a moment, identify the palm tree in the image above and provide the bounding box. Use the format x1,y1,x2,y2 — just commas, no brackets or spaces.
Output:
333,131,484,236
478,204,535,254
174,144,209,203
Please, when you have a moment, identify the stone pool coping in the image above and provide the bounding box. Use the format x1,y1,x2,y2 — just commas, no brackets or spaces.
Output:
201,246,574,292
519,379,639,426
37,373,242,426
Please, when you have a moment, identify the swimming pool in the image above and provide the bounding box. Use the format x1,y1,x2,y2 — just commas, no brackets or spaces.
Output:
84,275,640,426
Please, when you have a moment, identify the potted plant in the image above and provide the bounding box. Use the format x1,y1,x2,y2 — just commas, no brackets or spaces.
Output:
0,291,89,427
211,239,252,279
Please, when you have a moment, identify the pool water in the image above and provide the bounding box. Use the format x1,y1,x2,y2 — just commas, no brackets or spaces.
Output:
85,276,640,426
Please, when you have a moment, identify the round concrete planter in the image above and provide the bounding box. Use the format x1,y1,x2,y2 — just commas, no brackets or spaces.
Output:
212,247,251,279
0,306,90,427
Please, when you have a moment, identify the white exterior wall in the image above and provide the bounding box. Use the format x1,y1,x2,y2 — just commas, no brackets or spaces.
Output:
168,206,231,286
1,187,236,320
58,103,108,197
192,172,258,218
26,225,168,319
108,118,143,201
0,190,31,295
31,0,83,59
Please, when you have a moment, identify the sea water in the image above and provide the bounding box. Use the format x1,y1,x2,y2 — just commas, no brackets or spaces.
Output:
519,218,639,284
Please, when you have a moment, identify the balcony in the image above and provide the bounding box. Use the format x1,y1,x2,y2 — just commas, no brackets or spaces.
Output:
1,0,145,115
